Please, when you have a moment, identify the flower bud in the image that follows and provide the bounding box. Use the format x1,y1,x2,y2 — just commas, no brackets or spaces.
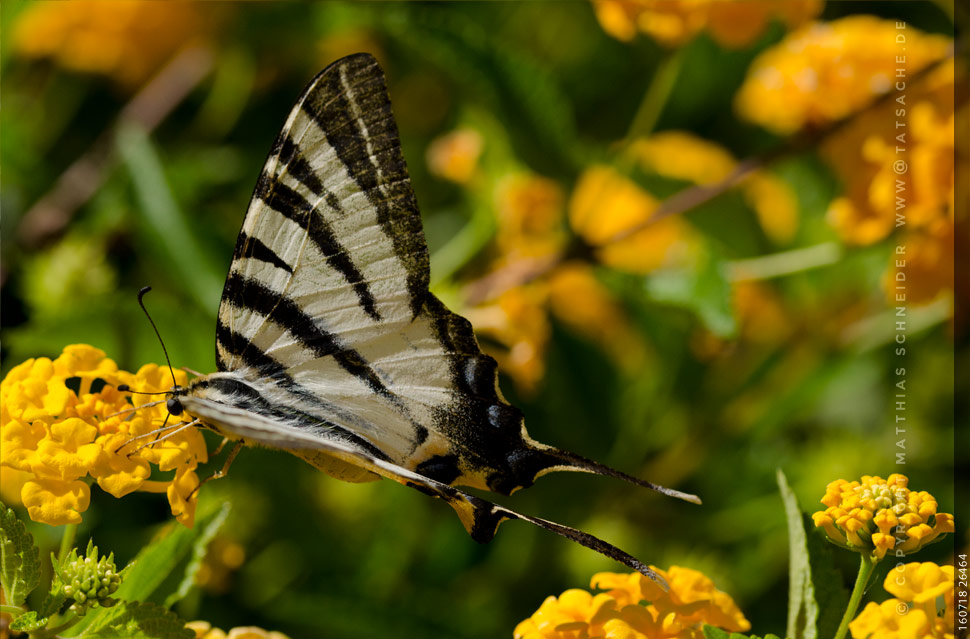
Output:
53,540,123,616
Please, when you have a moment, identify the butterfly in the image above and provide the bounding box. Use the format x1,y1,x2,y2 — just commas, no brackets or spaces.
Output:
161,53,699,582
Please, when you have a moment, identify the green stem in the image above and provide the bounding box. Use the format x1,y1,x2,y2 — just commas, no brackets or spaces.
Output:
834,555,876,639
625,48,683,143
726,242,842,282
57,523,78,565
34,613,80,639
0,604,24,616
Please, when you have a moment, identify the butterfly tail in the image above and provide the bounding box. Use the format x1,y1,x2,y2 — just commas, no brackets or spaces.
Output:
466,495,668,589
391,460,667,586
526,445,702,505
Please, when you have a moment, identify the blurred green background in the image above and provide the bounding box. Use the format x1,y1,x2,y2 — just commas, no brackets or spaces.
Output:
0,2,960,637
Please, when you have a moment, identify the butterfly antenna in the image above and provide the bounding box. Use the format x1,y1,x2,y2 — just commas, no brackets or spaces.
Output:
137,286,179,390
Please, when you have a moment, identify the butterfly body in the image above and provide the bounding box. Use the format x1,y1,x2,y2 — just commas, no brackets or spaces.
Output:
168,53,698,580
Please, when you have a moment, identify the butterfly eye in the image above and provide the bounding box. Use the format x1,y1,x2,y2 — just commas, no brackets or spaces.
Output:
166,398,184,416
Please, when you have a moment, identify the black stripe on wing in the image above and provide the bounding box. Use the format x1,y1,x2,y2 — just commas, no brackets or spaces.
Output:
276,137,347,216
220,274,429,447
222,274,387,399
216,320,400,438
303,53,429,318
191,376,393,463
257,177,380,321
233,234,294,274
216,318,289,377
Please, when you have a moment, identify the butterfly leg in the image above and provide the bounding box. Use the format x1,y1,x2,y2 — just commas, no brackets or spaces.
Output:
193,440,243,497
210,436,231,457
130,418,201,455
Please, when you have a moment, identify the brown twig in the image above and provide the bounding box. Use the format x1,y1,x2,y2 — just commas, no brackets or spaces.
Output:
463,47,958,306
17,44,214,248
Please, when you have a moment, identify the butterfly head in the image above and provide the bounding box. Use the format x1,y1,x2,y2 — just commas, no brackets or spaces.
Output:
166,386,186,416
115,383,186,413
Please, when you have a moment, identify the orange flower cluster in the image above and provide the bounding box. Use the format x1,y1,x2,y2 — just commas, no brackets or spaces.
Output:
12,1,209,88
514,567,750,639
186,622,290,639
824,60,958,306
736,16,949,134
1,345,207,527
467,168,658,393
850,562,955,639
426,128,485,185
468,131,798,390
592,0,821,49
812,474,954,561
737,16,956,307
631,132,800,245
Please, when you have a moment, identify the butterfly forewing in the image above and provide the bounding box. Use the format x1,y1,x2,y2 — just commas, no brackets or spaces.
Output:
181,53,694,582
203,53,521,488
219,53,427,367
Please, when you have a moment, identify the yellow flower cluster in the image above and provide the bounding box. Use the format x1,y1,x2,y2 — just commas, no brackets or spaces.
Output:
569,163,695,274
823,59,958,306
592,0,821,49
514,567,750,639
630,131,800,245
467,170,654,393
468,131,799,390
12,1,208,88
1,345,208,527
737,16,956,307
195,536,247,593
812,474,954,561
850,562,955,639
736,16,950,134
186,621,290,639
426,128,485,185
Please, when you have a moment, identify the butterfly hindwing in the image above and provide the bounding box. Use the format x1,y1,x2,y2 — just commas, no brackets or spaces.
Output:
175,390,662,584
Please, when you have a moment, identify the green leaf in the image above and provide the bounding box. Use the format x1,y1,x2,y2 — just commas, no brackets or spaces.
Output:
164,501,230,608
116,122,225,311
703,626,785,639
645,249,737,338
68,503,229,636
803,511,852,639
778,468,816,639
777,469,849,639
0,501,41,606
378,6,582,175
9,610,49,633
82,601,192,639
38,588,68,619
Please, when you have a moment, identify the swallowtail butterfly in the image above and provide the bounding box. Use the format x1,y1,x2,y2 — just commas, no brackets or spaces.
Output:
167,53,698,581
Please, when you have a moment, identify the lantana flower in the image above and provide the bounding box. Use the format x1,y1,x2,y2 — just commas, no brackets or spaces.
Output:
737,15,957,311
186,621,291,639
1,344,208,527
11,0,208,88
811,474,954,561
850,562,955,639
736,16,950,134
426,128,485,185
591,0,821,49
466,131,798,391
514,566,750,639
